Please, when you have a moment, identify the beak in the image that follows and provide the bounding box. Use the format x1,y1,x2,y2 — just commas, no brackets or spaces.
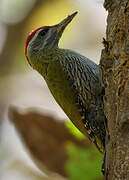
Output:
54,11,78,37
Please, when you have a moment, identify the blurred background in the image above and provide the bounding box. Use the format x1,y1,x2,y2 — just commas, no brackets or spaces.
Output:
0,0,107,179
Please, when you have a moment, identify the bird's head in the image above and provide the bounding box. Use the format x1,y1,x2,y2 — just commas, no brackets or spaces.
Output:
25,11,78,64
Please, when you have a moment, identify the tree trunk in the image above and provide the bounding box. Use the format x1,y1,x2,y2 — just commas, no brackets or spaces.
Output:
100,0,129,179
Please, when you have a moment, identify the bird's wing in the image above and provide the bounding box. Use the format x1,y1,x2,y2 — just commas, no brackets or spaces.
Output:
60,52,101,109
59,51,105,153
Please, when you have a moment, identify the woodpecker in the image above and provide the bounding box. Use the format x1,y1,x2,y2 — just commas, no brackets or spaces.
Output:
25,12,106,153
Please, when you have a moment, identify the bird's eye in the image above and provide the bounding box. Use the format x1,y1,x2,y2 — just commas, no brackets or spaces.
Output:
39,29,48,37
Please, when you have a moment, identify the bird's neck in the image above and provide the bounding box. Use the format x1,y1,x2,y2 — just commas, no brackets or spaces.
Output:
30,48,66,77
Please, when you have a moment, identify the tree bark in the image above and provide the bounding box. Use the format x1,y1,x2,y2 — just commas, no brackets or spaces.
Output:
100,0,129,179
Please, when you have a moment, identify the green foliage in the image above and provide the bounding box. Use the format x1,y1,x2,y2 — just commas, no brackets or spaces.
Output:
65,121,85,140
65,122,103,180
65,144,103,180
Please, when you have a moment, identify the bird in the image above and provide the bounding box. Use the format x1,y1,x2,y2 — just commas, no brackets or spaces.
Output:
25,11,106,154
